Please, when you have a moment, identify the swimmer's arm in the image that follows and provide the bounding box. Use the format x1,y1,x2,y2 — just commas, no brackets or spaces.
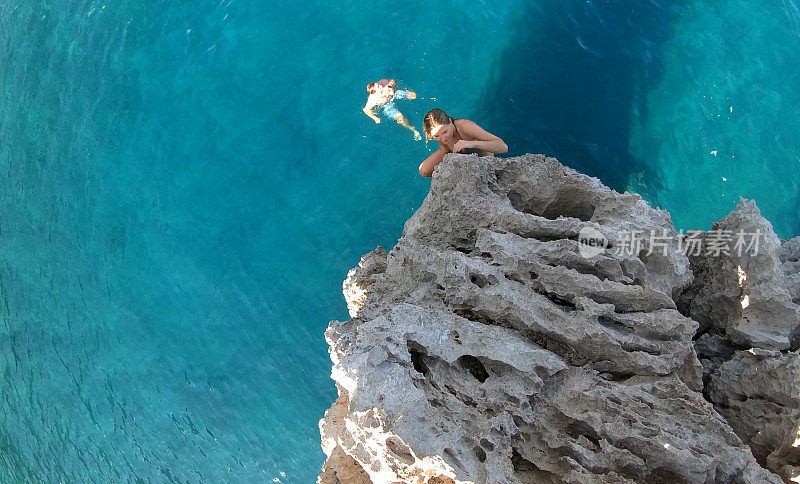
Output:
362,106,381,123
454,119,508,154
419,144,449,177
362,105,381,123
395,89,417,100
362,95,382,123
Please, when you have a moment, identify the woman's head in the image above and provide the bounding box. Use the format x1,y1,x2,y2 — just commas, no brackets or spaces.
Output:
423,108,455,143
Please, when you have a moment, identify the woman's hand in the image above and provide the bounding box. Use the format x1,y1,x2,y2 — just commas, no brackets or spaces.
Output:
454,119,508,154
453,139,474,153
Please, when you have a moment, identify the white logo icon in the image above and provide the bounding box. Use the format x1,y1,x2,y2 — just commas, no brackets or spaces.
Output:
578,226,608,258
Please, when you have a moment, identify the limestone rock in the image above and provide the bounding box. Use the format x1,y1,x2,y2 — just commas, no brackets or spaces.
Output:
707,350,800,481
320,154,784,483
678,198,800,350
676,199,800,482
779,237,800,305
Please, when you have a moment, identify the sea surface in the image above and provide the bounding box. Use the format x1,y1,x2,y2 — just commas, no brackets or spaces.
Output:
1,0,799,481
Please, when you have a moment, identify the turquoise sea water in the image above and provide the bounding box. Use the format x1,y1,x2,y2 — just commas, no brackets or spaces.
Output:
1,0,799,481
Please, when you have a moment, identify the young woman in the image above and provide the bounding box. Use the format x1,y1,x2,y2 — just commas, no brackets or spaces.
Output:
418,108,507,177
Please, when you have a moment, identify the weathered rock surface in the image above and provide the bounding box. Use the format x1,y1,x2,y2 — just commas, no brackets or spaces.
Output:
677,199,800,482
706,349,800,481
320,153,796,483
678,199,800,350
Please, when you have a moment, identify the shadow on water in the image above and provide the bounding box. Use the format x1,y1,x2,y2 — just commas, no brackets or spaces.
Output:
478,0,676,201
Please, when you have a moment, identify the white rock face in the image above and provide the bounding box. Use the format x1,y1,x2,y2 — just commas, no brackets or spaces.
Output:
320,154,794,483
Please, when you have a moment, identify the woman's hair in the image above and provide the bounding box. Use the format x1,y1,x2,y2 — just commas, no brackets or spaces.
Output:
423,108,454,142
366,82,378,93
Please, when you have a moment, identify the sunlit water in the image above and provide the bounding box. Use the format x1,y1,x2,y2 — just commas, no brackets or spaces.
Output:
1,0,798,481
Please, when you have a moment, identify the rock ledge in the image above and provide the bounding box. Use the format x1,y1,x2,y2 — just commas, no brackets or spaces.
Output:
319,154,800,483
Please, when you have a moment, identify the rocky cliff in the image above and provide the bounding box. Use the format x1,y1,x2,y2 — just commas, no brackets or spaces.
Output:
318,153,800,483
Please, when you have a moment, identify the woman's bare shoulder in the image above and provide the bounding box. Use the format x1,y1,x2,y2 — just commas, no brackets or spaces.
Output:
454,118,484,139
454,118,478,128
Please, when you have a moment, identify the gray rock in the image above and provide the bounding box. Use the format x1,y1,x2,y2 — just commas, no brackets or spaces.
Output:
707,350,800,482
678,199,800,350
320,154,785,483
779,237,800,305
677,199,800,481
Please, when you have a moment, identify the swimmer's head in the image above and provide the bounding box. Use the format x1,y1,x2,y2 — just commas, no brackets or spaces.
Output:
367,79,397,94
423,108,455,143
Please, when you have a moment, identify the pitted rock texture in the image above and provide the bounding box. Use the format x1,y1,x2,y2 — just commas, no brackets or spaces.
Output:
706,349,800,481
319,153,787,483
678,199,800,350
677,198,800,482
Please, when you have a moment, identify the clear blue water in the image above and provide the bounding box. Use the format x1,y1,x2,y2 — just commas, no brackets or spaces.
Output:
1,0,799,481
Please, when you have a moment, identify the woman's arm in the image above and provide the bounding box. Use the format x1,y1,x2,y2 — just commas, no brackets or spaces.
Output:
418,144,450,177
453,119,508,154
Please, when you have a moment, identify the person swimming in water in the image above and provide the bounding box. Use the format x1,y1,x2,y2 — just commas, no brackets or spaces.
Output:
418,108,508,177
362,79,422,141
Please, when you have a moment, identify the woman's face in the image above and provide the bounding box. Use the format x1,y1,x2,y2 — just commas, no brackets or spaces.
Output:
430,120,455,145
